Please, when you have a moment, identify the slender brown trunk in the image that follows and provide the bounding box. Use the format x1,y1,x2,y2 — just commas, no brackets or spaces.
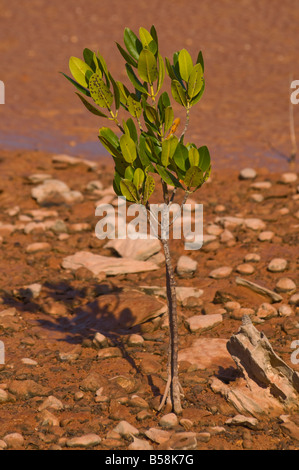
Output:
161,237,182,414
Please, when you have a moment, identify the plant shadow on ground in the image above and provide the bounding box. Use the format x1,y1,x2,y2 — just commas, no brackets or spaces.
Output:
0,281,163,398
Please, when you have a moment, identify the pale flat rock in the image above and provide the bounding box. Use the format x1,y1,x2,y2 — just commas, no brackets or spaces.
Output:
244,218,266,231
26,242,51,254
52,154,97,169
216,216,244,229
186,314,223,333
159,413,178,429
66,434,101,448
276,278,296,293
239,168,257,180
105,237,161,261
256,302,278,319
27,174,52,184
32,179,83,205
209,266,232,279
179,338,235,370
268,258,288,273
236,264,255,275
176,256,198,277
3,433,24,449
138,286,203,304
244,253,261,263
280,173,297,184
250,181,272,190
113,420,139,437
62,251,159,276
145,428,171,444
38,395,64,412
258,231,274,242
225,414,259,429
128,437,153,450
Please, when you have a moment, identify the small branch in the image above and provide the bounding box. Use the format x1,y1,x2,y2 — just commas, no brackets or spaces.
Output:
289,75,297,166
180,106,190,141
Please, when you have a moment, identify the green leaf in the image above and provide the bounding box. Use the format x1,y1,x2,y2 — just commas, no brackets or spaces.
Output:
139,27,157,54
157,53,165,92
83,48,96,71
184,166,203,188
161,135,179,167
150,25,159,51
178,49,193,82
99,127,119,148
96,53,110,83
89,73,113,108
124,28,142,61
198,145,211,172
144,105,158,124
158,92,171,120
117,81,129,107
69,56,93,87
120,134,137,163
133,168,145,190
127,94,142,119
164,107,174,133
143,174,155,203
99,136,122,159
75,93,108,117
190,79,205,106
126,64,148,94
120,179,139,202
173,143,189,171
126,118,138,142
116,42,138,67
171,80,187,107
188,63,204,99
109,73,120,110
138,49,158,84
139,135,155,171
125,166,134,181
165,57,177,80
61,72,91,97
196,50,204,72
188,147,200,167
156,165,182,188
113,171,122,195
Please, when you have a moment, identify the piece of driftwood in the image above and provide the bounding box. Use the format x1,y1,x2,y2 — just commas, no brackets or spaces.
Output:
235,277,283,303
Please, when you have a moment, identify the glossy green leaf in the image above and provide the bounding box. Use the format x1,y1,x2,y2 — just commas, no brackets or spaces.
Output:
75,93,108,117
143,174,155,203
164,107,174,133
158,92,171,120
178,49,193,82
139,27,157,54
156,165,182,187
99,136,122,159
116,42,138,67
184,166,203,188
120,134,137,163
188,63,204,99
113,171,122,195
144,105,158,124
198,145,211,172
89,73,113,108
125,166,134,181
188,147,200,167
133,168,145,190
196,50,204,72
157,53,165,92
139,135,155,171
83,48,96,71
69,57,93,87
99,127,119,148
161,135,179,167
165,57,177,80
126,64,148,94
150,25,159,50
117,81,129,107
124,28,142,61
173,143,189,171
61,72,91,97
171,80,187,107
138,49,158,84
126,118,138,142
109,73,120,110
127,94,142,119
120,179,139,202
190,79,205,106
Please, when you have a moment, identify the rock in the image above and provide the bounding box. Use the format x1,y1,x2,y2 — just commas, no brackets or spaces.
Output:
18,283,42,299
66,434,101,448
250,181,272,190
225,301,241,312
128,437,153,450
44,301,67,317
85,180,103,191
276,278,296,293
3,433,24,449
164,432,198,450
0,307,17,317
0,440,7,450
258,231,274,242
31,179,83,205
75,290,166,334
235,277,283,303
38,396,64,412
128,395,149,409
113,420,139,437
58,351,80,362
127,334,144,346
185,314,223,333
236,264,255,275
207,224,223,236
244,253,261,263
145,428,171,444
250,193,264,202
62,251,159,276
159,413,178,429
105,238,161,261
239,168,257,180
139,286,203,304
225,414,259,429
52,154,97,170
289,293,299,306
97,347,122,359
176,256,198,277
267,258,288,273
25,242,51,254
244,218,266,231
8,380,48,399
280,173,297,184
278,305,294,317
230,308,255,320
0,389,9,403
80,372,108,393
179,338,235,370
209,266,232,279
28,174,52,184
279,415,299,442
196,432,211,443
93,332,110,349
216,216,244,229
256,302,278,319
220,229,235,244
21,358,38,366
39,410,60,427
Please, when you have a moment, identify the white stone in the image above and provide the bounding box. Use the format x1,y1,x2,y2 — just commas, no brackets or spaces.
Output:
258,231,274,242
226,414,259,429
176,256,198,276
105,238,161,261
250,181,272,190
145,428,171,444
244,218,266,231
256,303,278,319
236,264,255,275
21,358,38,366
4,433,24,449
280,173,297,184
28,174,52,184
186,314,223,333
159,413,178,429
209,266,232,279
66,434,101,448
268,258,287,273
52,154,97,169
278,305,294,317
276,278,296,293
244,253,261,263
113,420,139,437
239,168,257,180
289,293,299,306
26,242,51,254
250,193,264,202
38,395,64,412
32,179,83,205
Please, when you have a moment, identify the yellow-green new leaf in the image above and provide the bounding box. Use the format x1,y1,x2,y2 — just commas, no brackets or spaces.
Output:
188,147,200,167
138,49,158,84
120,179,139,202
89,73,113,108
161,135,179,167
139,27,157,54
178,49,193,82
133,168,145,190
171,80,187,107
188,63,204,99
184,166,203,188
127,95,142,119
69,56,93,88
143,174,155,203
120,134,137,163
